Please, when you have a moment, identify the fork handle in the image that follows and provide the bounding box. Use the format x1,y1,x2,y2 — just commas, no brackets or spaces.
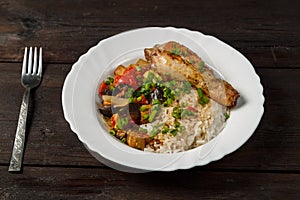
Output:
8,87,31,171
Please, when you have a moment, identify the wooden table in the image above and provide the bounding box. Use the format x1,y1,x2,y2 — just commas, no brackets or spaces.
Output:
1,0,299,199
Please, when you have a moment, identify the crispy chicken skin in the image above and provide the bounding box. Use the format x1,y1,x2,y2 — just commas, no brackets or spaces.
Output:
144,41,239,107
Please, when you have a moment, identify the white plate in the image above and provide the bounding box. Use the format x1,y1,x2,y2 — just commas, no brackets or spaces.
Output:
62,27,264,172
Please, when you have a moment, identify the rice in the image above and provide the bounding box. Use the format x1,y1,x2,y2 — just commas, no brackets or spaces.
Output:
143,88,227,153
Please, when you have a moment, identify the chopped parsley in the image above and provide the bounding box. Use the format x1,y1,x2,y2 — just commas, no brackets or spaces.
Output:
197,88,209,105
198,60,205,71
181,109,196,118
116,117,128,129
170,43,182,56
224,112,230,121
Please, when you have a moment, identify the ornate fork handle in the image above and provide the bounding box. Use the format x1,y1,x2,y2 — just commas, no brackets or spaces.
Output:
8,87,30,171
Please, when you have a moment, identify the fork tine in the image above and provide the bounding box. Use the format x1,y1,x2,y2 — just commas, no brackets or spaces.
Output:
27,47,33,74
22,47,28,75
38,47,42,76
32,47,38,74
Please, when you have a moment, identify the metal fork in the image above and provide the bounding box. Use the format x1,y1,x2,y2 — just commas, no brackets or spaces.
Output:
8,47,42,172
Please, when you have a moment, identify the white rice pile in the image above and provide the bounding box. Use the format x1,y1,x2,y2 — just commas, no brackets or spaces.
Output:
143,89,227,153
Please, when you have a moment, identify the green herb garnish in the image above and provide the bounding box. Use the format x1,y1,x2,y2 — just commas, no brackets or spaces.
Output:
152,99,160,105
143,70,162,84
162,125,169,134
181,109,196,118
183,50,188,57
139,127,148,133
140,105,149,112
129,97,134,103
182,81,192,94
198,60,205,71
136,96,142,102
163,98,174,106
148,104,161,122
149,126,159,137
142,114,149,120
105,76,114,85
116,117,128,130
136,66,142,71
109,129,116,136
170,129,178,136
170,43,182,56
124,87,134,98
172,106,181,119
197,88,209,105
224,112,230,121
174,120,180,128
148,110,158,122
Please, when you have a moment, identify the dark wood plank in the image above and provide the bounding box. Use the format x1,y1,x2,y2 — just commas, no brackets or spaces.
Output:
0,63,300,171
0,63,101,166
0,0,299,67
1,0,299,199
0,166,299,200
208,67,300,170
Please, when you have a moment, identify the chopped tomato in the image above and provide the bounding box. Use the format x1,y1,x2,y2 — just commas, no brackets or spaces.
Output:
98,81,107,95
117,75,138,88
114,65,138,89
138,94,148,104
114,75,122,84
111,114,118,128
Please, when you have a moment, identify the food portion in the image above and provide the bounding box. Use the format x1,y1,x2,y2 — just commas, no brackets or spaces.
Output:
97,41,239,153
145,41,239,107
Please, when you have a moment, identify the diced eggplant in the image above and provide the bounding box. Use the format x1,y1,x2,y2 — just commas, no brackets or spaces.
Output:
99,106,113,117
99,105,124,117
129,103,141,122
101,88,112,96
99,100,141,123
117,103,141,121
112,84,128,97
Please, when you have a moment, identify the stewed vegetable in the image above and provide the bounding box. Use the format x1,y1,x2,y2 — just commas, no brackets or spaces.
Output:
98,41,235,153
98,58,211,150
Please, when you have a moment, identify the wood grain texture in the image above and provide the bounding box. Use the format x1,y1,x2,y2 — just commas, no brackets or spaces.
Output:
0,0,299,66
0,0,299,199
0,166,299,200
